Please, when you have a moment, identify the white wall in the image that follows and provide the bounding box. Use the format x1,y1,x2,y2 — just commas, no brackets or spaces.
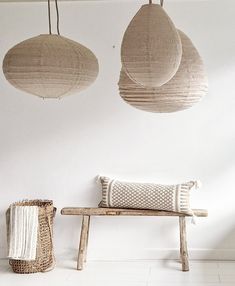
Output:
0,0,235,261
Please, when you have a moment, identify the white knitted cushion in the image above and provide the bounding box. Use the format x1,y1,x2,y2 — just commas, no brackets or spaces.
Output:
98,176,200,215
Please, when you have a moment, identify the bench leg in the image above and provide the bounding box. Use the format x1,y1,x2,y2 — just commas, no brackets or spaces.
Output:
179,217,189,272
84,216,90,263
77,215,90,270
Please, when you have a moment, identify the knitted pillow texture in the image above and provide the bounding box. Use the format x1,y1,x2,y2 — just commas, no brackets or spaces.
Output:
98,176,200,215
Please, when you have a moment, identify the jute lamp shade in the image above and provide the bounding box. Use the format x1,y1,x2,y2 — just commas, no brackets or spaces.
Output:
118,30,208,113
2,0,99,99
121,2,182,88
3,35,99,98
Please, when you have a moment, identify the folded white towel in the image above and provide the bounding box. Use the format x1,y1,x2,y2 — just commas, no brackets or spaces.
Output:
8,205,38,260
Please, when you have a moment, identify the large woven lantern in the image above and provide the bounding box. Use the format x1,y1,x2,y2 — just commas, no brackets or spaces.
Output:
118,30,208,113
2,0,99,99
3,35,99,98
121,1,182,88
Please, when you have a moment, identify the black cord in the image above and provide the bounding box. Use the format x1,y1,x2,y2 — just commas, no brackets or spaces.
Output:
48,0,52,34
160,0,164,7
55,0,60,35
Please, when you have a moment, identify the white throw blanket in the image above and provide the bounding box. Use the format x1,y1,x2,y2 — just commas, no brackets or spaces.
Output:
8,205,39,260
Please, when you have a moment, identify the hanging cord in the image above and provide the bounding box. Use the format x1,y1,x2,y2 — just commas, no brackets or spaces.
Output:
149,0,152,3
48,0,52,34
47,0,60,35
55,0,60,35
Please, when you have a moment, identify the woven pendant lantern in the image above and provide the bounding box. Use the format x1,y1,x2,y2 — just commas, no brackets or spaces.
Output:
121,0,182,88
2,0,99,99
118,30,208,113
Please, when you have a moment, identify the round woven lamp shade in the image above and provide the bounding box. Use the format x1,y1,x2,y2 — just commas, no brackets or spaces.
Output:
121,3,182,88
119,30,208,113
3,34,99,98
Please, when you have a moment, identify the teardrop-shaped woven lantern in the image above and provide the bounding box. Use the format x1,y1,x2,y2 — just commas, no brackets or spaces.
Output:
3,34,99,98
2,0,99,99
121,3,182,88
119,30,208,113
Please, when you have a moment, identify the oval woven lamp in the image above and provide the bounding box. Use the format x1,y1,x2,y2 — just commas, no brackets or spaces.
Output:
2,0,99,99
3,35,99,98
119,30,208,113
121,1,182,88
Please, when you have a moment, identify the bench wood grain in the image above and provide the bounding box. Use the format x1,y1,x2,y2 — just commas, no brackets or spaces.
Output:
61,207,208,271
61,207,208,217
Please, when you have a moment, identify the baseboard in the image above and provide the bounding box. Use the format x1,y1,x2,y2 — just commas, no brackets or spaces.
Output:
2,248,235,261
56,248,235,261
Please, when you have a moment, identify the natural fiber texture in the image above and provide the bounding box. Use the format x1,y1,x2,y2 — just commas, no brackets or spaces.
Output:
98,176,200,215
121,4,182,88
6,200,56,274
119,30,208,113
3,34,99,98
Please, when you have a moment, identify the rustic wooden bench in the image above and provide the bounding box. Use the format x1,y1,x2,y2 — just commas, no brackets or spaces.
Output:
61,207,208,271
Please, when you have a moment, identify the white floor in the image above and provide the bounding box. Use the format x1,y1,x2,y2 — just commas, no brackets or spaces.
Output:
1,259,235,286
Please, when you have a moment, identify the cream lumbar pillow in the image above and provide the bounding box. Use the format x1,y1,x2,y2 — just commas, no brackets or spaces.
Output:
97,176,201,216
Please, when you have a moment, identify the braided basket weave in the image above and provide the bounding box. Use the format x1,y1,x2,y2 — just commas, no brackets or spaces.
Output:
6,200,56,274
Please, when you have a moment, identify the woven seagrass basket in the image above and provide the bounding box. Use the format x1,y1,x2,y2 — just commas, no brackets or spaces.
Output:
6,200,56,274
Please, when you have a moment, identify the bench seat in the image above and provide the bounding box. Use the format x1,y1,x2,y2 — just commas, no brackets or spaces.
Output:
61,207,208,271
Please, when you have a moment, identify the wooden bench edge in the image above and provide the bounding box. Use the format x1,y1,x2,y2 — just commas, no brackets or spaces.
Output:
61,207,208,217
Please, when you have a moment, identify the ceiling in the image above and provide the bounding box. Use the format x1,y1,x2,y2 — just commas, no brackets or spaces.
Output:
0,0,213,2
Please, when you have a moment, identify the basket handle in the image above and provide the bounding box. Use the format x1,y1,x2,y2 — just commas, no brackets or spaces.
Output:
53,207,57,218
42,207,57,272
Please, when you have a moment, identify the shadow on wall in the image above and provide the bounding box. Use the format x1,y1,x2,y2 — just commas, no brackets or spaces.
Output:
206,213,235,260
0,210,8,259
